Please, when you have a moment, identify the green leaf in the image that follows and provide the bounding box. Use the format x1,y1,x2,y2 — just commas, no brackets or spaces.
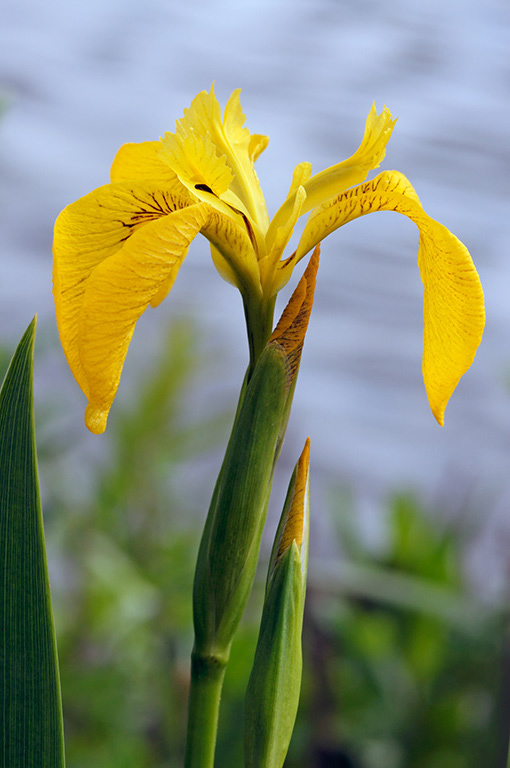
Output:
0,318,65,767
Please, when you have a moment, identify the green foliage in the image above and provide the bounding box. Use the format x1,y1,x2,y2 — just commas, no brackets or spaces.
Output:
32,317,505,768
0,318,65,768
47,318,224,768
290,494,506,768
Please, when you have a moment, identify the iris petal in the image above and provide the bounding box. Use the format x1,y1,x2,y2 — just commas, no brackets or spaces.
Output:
110,141,184,185
159,86,269,231
78,204,213,434
302,104,397,213
261,185,307,294
296,170,485,424
53,181,189,395
267,104,396,246
54,181,262,433
222,89,270,229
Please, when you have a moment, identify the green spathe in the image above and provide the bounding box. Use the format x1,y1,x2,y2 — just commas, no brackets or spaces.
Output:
185,343,290,768
192,342,289,656
245,544,303,768
245,448,310,768
0,318,65,767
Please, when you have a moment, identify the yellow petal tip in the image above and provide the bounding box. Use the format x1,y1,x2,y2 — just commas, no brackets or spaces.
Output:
85,404,108,435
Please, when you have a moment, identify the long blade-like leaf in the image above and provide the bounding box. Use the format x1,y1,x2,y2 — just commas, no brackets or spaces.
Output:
0,318,65,767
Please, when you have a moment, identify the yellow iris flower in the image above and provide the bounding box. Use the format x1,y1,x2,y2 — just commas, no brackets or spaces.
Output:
53,86,484,434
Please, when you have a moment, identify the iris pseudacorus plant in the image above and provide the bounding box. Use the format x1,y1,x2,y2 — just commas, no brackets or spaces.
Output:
53,86,485,434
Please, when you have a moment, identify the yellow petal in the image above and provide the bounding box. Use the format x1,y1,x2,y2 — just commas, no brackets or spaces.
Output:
159,86,235,199
296,171,485,424
200,206,262,297
54,180,262,433
209,243,241,287
222,89,270,229
53,181,190,396
159,86,269,231
249,133,269,163
160,127,234,197
259,185,307,293
110,140,184,185
303,104,397,211
79,204,213,434
287,161,312,197
267,104,396,247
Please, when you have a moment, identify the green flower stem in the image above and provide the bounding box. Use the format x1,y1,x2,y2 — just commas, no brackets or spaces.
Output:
243,293,276,374
185,344,288,767
184,257,318,766
184,648,228,768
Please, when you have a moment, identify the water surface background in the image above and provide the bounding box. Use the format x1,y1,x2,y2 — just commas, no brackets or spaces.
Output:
1,0,509,594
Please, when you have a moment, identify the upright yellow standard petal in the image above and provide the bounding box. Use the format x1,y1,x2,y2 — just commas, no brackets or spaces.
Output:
160,128,234,197
296,171,485,424
267,104,396,246
259,185,307,293
303,104,397,211
159,86,269,232
222,89,270,230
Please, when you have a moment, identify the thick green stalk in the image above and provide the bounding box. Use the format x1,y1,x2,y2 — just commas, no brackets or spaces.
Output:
243,293,276,375
184,347,288,768
184,650,228,768
185,251,319,767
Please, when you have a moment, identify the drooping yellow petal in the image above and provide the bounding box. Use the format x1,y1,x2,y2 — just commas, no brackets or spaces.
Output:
296,171,485,424
54,176,263,431
53,181,190,395
267,104,396,247
78,204,217,434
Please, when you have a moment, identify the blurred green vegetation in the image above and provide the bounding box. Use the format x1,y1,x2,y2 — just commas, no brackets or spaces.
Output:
291,495,508,768
4,319,507,768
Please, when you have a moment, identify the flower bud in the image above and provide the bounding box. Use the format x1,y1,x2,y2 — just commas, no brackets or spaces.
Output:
245,439,310,768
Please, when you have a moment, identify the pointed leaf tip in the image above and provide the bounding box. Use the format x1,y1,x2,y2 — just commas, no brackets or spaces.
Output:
0,321,65,767
274,438,310,565
269,246,319,386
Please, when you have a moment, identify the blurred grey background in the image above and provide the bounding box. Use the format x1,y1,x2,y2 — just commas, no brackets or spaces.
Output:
1,0,509,594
